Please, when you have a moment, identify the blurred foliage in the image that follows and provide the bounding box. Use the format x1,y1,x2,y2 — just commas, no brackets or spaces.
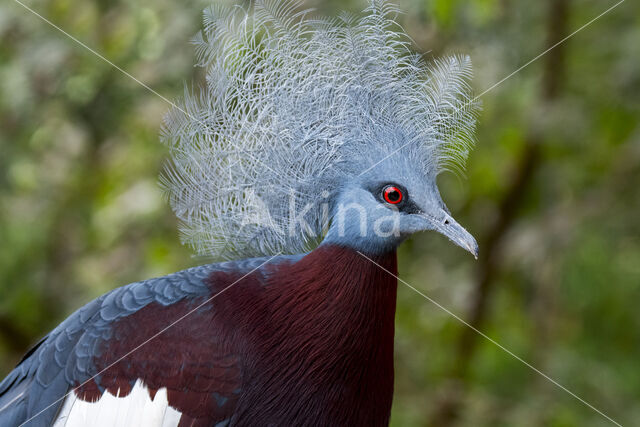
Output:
0,0,639,425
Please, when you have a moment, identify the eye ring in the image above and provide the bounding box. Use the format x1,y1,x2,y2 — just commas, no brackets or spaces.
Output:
382,185,403,204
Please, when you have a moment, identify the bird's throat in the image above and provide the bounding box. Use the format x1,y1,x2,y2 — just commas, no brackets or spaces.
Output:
238,245,399,425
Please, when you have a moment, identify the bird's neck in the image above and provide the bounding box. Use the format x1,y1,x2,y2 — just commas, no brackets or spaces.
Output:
238,244,398,425
264,243,398,349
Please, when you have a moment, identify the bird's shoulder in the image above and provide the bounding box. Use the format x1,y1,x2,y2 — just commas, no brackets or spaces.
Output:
0,252,304,426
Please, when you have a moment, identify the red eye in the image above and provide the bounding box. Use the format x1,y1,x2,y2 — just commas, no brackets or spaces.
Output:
382,186,403,204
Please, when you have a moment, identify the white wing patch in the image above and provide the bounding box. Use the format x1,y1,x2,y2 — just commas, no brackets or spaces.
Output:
53,379,182,427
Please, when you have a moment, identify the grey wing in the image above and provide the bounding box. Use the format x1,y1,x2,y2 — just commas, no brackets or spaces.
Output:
0,264,215,427
0,253,299,426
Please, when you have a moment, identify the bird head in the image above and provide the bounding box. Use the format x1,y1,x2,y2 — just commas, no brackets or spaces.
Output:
324,150,478,257
161,1,479,260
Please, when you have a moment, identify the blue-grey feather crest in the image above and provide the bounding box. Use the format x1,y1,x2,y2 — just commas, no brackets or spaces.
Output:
160,0,478,260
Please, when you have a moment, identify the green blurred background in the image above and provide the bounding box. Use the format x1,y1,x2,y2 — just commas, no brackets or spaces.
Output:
1,0,638,425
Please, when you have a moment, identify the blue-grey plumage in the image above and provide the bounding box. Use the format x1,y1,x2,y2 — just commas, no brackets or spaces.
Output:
0,1,479,426
161,0,479,260
0,256,301,426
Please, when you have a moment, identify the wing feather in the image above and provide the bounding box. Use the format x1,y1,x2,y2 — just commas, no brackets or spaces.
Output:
0,255,298,426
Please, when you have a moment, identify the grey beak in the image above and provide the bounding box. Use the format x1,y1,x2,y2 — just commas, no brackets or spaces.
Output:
426,210,479,259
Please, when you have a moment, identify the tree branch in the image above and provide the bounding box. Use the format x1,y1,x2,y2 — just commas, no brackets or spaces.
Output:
430,0,570,424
